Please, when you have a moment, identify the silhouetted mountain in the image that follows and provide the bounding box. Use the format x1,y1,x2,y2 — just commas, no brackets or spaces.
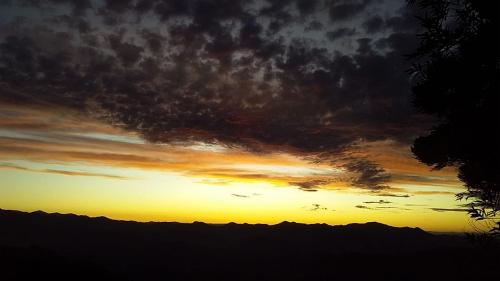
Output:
0,209,497,281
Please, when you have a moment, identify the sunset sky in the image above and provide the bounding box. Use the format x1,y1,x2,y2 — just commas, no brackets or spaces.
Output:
0,0,474,232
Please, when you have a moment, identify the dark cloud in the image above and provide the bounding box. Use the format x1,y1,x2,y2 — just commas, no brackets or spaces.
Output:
356,38,373,54
329,0,372,22
50,15,92,33
362,15,384,33
0,0,425,192
355,205,371,209
68,0,93,16
344,159,391,190
296,0,318,16
140,29,165,54
108,35,144,66
103,0,133,14
375,32,419,56
305,20,324,32
306,203,329,211
261,0,292,14
385,3,422,33
16,0,93,16
299,188,318,192
363,200,392,204
291,180,332,192
151,0,190,20
326,28,356,41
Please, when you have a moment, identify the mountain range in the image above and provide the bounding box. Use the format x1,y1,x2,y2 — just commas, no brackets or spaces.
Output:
0,209,497,281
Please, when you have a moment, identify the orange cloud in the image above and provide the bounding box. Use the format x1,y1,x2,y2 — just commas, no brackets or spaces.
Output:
0,103,463,195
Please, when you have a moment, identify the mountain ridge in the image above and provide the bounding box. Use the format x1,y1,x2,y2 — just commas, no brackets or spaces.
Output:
1,208,497,281
0,208,427,232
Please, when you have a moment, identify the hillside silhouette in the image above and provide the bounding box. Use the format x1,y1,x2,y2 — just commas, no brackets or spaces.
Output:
0,209,497,281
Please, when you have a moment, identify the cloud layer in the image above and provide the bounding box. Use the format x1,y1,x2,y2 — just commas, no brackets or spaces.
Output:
0,0,450,192
0,102,460,197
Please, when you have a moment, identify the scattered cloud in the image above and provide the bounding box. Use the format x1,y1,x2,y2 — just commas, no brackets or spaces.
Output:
0,163,130,180
356,204,410,211
430,208,468,213
363,200,392,204
404,204,427,207
231,194,250,198
374,206,411,211
413,191,456,196
355,205,371,209
376,193,411,198
231,192,262,199
304,203,331,211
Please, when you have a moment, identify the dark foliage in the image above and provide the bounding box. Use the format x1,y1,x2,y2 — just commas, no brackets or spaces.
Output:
409,0,500,235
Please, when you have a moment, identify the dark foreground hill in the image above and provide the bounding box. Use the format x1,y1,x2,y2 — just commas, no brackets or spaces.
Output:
0,209,497,281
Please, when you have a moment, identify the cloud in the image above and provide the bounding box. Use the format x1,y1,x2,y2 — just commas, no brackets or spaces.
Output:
362,15,384,33
305,20,324,31
326,28,357,41
304,203,330,211
343,159,391,190
355,205,371,209
0,99,456,196
0,163,130,180
0,0,437,193
390,173,461,188
296,0,318,16
231,194,250,198
232,192,263,198
374,206,410,211
0,104,354,189
405,204,427,207
108,34,144,66
413,191,456,196
363,200,392,204
0,0,422,148
356,203,411,211
329,0,373,22
290,179,333,192
430,208,468,213
376,193,411,198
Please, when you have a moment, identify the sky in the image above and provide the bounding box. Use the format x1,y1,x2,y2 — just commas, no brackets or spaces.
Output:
0,0,476,232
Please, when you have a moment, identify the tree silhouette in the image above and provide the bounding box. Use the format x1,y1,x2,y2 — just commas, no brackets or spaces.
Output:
409,0,499,235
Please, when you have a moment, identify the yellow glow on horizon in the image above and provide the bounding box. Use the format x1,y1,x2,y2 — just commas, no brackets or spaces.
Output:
0,163,471,233
0,103,473,233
